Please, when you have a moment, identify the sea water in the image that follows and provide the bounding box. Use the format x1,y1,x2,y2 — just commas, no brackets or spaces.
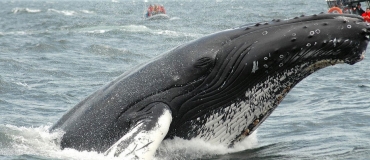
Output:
1,0,370,159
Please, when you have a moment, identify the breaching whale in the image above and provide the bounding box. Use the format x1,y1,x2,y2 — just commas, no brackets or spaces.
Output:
51,13,370,159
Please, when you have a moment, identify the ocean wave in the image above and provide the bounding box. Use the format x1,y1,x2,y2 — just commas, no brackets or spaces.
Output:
169,17,181,21
112,25,152,34
76,25,202,38
80,10,95,14
86,44,137,57
0,124,258,160
0,125,119,160
0,30,36,36
12,7,92,16
154,29,201,37
74,25,151,34
26,43,61,53
11,7,41,14
155,132,258,160
0,125,61,156
74,24,197,42
47,9,76,16
119,25,201,37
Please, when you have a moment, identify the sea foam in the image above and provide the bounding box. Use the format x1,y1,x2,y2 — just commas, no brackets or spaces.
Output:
0,124,258,160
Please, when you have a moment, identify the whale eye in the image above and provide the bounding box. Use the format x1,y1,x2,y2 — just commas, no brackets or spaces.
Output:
194,57,213,68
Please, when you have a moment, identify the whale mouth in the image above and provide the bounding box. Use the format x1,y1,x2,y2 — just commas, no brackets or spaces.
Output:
352,21,370,64
344,34,369,65
328,16,370,65
345,50,367,65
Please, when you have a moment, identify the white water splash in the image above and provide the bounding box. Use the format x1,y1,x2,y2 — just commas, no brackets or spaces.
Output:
80,10,95,14
155,131,258,160
74,24,202,38
0,124,258,160
0,124,122,160
12,7,41,14
48,9,76,16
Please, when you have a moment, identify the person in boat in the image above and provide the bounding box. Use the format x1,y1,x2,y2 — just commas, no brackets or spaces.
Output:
351,6,359,15
153,4,159,15
342,6,351,14
356,3,365,15
362,8,370,22
146,4,153,17
158,5,166,14
147,4,166,17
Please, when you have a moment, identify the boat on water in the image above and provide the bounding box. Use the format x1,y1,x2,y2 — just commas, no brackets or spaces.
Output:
145,4,169,20
146,13,170,20
326,0,369,14
326,0,370,22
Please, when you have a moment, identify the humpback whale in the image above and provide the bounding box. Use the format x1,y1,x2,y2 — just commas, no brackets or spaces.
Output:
51,13,370,159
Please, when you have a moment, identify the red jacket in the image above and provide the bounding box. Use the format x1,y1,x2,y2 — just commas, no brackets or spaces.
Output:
361,12,370,17
362,12,370,22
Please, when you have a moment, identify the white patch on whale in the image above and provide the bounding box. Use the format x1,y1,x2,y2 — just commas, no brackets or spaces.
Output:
252,61,259,73
105,109,172,160
188,53,350,147
189,66,306,146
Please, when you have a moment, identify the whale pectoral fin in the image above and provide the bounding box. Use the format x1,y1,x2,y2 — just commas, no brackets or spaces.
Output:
104,102,172,159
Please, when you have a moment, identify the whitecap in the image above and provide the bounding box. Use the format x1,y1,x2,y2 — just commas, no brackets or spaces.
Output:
48,9,76,16
119,25,151,33
86,30,107,34
169,17,181,21
76,25,201,39
11,7,41,14
15,82,28,87
153,29,202,37
0,31,31,36
80,10,94,14
155,131,258,160
1,123,258,160
1,124,122,160
25,8,41,13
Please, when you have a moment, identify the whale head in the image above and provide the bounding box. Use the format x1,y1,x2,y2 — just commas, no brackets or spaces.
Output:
169,13,370,146
241,13,369,67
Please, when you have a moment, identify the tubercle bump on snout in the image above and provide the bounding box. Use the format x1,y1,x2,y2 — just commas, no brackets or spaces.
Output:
246,13,367,32
247,14,370,45
361,28,370,40
364,27,370,37
242,13,369,66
